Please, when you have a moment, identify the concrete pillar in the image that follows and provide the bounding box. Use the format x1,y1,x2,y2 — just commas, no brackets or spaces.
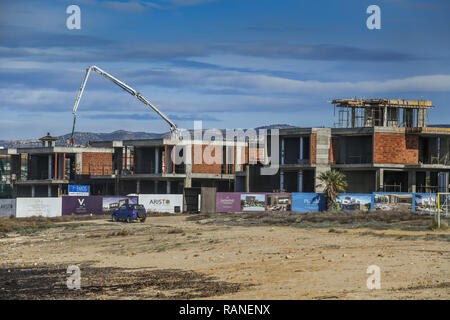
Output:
166,181,171,194
246,165,250,192
351,108,356,127
408,170,416,193
31,185,35,198
418,109,427,127
235,147,242,172
376,168,384,191
383,107,388,127
136,180,140,194
299,137,304,161
154,147,159,174
48,154,52,179
281,138,285,165
298,170,303,192
47,185,51,197
280,171,284,190
75,153,83,175
184,144,192,188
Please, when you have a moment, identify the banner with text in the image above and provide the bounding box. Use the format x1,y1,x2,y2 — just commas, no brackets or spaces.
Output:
138,194,183,213
216,193,241,212
292,193,325,212
62,196,103,215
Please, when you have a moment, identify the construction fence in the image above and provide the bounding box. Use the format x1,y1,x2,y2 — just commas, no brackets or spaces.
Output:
0,192,448,218
216,192,445,215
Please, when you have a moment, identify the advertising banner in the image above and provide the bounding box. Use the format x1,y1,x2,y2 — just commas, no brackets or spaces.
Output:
68,185,90,196
240,193,266,212
216,192,241,212
335,194,373,212
414,193,437,214
62,196,103,215
373,193,414,211
138,194,183,213
0,199,16,217
16,198,62,217
292,193,325,212
266,193,292,212
102,196,138,213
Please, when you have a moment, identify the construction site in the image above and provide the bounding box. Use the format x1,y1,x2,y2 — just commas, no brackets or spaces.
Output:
2,90,449,200
0,66,449,301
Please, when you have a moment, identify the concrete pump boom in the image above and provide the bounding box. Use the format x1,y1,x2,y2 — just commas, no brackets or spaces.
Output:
70,65,178,145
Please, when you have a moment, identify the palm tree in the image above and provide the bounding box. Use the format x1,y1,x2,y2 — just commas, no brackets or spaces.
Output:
317,170,347,211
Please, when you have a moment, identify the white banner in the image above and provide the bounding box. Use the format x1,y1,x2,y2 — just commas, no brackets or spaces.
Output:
16,198,62,217
138,194,183,213
0,199,16,217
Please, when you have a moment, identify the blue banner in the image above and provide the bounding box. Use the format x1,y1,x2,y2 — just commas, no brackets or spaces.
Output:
292,193,325,212
68,185,90,196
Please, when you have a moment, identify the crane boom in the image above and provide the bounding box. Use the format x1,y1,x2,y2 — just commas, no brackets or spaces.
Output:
70,65,178,145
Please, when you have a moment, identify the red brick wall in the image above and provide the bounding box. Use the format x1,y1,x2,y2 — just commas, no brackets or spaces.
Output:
310,133,317,164
192,144,223,174
82,152,113,175
190,144,254,174
373,133,418,164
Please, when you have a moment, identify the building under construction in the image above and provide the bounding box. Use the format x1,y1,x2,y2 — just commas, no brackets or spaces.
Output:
0,98,449,197
249,99,450,194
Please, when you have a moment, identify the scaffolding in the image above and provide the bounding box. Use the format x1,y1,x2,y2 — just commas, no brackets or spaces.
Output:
332,98,434,128
437,193,450,217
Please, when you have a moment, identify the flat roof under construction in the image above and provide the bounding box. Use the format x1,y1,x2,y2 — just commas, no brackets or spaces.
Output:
332,99,434,109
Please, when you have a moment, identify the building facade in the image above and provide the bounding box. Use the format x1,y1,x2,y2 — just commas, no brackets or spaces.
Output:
1,99,449,198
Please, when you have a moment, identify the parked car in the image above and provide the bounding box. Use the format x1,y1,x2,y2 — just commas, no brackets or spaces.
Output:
111,204,146,223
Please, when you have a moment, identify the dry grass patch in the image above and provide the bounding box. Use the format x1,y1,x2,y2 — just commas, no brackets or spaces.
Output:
167,227,184,234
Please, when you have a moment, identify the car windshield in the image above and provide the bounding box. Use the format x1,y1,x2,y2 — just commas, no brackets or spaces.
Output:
132,204,145,209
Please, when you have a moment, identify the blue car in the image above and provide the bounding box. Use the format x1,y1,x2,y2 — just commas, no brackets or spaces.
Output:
111,204,147,223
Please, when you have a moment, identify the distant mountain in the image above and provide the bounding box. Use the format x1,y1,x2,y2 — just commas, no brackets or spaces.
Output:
0,130,166,148
429,124,450,128
255,124,297,130
0,125,297,148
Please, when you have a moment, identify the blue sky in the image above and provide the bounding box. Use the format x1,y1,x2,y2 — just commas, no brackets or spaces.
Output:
1,0,449,139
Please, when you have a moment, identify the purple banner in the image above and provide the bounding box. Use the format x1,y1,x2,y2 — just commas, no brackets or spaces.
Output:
62,196,103,215
216,192,241,212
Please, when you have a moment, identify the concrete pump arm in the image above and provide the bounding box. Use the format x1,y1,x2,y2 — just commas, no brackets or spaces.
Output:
70,65,178,144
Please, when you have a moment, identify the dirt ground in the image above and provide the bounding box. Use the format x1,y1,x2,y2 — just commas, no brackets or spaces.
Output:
0,211,449,300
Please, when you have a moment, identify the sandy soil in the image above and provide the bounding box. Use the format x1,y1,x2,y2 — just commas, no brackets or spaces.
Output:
0,212,449,300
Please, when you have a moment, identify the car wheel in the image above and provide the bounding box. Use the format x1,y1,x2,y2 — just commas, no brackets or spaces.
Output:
140,217,146,223
112,214,117,222
126,216,132,223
